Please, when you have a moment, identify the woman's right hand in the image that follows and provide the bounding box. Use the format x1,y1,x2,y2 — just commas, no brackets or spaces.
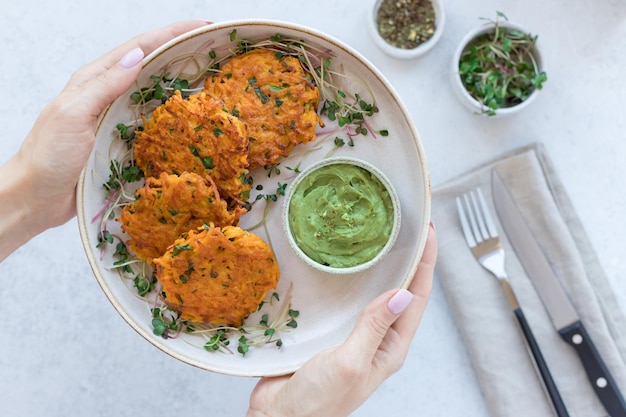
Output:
247,222,438,417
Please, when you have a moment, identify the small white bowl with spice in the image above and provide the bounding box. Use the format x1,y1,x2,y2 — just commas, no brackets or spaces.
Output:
368,0,445,59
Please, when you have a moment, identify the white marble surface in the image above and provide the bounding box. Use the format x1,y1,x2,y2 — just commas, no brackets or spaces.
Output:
1,0,625,416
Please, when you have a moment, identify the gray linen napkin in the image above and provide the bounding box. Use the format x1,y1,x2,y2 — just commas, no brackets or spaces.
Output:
432,143,626,417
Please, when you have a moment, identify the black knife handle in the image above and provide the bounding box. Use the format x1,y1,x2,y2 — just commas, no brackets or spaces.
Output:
514,307,570,417
559,320,626,417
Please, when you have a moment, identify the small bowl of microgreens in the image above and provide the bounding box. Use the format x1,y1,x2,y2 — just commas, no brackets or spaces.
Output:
368,0,445,59
452,12,548,116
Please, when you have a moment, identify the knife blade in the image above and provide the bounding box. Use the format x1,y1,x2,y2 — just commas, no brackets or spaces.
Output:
491,170,626,417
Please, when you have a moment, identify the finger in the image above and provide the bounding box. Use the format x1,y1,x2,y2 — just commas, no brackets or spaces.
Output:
249,374,292,408
63,20,212,119
69,20,209,87
340,288,414,366
67,47,145,119
339,222,437,364
360,223,437,383
102,20,210,66
407,221,438,308
389,222,438,345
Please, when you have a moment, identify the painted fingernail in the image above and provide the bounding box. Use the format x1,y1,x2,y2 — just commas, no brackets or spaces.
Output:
119,47,144,68
387,289,414,315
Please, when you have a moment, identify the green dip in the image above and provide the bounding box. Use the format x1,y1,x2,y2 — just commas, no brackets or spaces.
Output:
288,163,395,268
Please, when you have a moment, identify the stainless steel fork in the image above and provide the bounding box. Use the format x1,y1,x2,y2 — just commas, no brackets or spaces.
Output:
456,188,508,280
457,188,570,417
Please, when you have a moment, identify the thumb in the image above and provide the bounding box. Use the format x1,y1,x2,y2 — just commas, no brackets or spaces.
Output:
82,47,145,118
342,289,414,361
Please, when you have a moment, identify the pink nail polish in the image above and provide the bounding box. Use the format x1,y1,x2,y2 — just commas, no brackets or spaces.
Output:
119,47,144,68
387,289,413,314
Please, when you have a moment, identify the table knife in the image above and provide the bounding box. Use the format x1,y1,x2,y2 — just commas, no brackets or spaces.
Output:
491,170,626,417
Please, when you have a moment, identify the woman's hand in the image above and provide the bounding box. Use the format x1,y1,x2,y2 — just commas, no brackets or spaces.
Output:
18,20,209,232
0,20,208,261
247,222,438,417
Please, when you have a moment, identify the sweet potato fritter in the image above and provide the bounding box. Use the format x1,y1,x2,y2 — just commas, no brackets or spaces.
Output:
133,91,251,205
203,49,321,169
119,172,245,261
153,224,280,326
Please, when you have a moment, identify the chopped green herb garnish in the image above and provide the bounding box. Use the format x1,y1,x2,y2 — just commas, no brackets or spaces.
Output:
172,244,192,256
202,157,214,169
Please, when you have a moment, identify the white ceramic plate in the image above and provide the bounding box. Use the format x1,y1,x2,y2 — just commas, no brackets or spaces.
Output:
77,19,430,377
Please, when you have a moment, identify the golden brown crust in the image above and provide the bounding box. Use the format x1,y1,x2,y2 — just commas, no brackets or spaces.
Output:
153,225,280,326
203,49,321,169
119,172,245,261
133,91,251,205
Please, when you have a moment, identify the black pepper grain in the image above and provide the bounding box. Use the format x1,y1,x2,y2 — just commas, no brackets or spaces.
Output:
376,0,436,49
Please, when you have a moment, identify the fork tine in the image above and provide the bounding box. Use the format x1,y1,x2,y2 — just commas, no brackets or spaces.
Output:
456,197,477,248
463,193,484,243
468,192,488,240
476,188,498,238
469,191,492,241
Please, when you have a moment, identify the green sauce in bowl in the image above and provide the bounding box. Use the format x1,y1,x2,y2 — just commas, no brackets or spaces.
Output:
286,158,399,270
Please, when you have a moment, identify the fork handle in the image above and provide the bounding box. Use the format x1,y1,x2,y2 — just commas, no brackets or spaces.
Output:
514,307,570,417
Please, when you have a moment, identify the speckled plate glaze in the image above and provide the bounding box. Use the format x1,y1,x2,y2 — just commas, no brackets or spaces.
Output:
77,19,430,377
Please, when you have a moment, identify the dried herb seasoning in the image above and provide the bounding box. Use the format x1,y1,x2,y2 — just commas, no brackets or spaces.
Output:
376,0,436,49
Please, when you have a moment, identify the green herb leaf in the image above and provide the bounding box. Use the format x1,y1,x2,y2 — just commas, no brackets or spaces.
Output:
172,244,192,256
238,335,250,356
253,87,270,104
202,157,214,169
152,317,166,336
121,165,143,183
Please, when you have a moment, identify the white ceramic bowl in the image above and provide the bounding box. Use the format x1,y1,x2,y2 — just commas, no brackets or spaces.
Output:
368,0,445,59
283,157,401,275
451,21,545,117
77,19,430,377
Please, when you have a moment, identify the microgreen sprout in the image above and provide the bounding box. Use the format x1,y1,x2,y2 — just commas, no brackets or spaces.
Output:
237,335,251,355
151,307,184,338
264,163,282,178
458,11,547,115
103,159,144,192
96,230,114,248
285,164,301,174
146,284,299,356
112,241,134,274
134,273,155,297
204,329,229,352
131,75,192,105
